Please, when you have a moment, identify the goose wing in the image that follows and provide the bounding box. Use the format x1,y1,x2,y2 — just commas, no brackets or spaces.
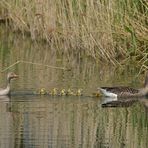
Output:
100,86,139,96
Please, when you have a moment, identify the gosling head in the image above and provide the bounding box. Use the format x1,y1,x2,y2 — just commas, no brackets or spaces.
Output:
7,72,19,81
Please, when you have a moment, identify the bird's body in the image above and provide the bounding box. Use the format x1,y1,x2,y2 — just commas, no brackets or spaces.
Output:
99,86,139,98
0,85,10,96
98,72,148,98
0,72,18,96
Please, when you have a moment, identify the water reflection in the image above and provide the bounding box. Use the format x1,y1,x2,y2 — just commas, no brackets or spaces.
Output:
0,95,147,148
8,96,100,148
101,97,138,107
0,95,14,148
101,96,148,108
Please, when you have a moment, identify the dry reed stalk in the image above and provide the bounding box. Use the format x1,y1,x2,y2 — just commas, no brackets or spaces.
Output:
0,0,147,65
138,64,148,75
1,60,68,72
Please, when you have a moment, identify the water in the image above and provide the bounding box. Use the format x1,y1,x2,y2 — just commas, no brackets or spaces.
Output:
0,26,148,148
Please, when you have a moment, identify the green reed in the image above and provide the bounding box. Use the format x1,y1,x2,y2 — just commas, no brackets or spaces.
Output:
0,0,147,65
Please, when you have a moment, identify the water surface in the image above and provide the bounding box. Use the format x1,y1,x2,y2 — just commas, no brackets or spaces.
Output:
0,26,148,148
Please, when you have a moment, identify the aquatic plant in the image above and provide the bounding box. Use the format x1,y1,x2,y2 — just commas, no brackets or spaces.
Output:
0,0,147,64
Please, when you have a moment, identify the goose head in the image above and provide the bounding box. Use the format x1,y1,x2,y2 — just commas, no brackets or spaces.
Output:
7,72,19,82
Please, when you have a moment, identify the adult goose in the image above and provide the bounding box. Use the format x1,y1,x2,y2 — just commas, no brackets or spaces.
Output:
98,72,148,98
0,72,18,96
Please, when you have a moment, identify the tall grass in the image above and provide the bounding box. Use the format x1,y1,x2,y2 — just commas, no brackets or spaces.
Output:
0,0,148,64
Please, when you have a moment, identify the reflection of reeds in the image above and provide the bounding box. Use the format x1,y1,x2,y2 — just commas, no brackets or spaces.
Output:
8,97,148,148
0,0,148,64
10,98,100,148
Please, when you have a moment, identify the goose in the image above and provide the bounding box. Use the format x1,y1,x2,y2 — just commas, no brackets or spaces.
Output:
98,72,148,98
0,72,18,96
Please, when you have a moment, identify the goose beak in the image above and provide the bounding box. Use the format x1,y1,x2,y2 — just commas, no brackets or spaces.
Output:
13,74,19,78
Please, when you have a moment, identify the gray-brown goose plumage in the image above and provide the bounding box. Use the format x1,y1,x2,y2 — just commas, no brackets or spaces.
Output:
98,72,148,98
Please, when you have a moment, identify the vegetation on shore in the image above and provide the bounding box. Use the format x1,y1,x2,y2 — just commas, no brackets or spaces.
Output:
0,0,148,66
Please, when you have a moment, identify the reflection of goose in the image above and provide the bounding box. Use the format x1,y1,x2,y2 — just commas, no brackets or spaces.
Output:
0,72,18,96
98,72,148,98
0,95,10,102
101,97,138,108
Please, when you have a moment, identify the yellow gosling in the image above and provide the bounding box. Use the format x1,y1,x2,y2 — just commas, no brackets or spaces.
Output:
67,89,74,95
50,88,58,96
76,89,83,96
40,88,47,95
92,92,102,97
60,89,66,96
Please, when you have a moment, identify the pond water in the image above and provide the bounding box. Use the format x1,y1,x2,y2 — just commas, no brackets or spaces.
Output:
0,26,148,148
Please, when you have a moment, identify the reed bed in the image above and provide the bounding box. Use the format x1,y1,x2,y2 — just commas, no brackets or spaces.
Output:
0,0,148,64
